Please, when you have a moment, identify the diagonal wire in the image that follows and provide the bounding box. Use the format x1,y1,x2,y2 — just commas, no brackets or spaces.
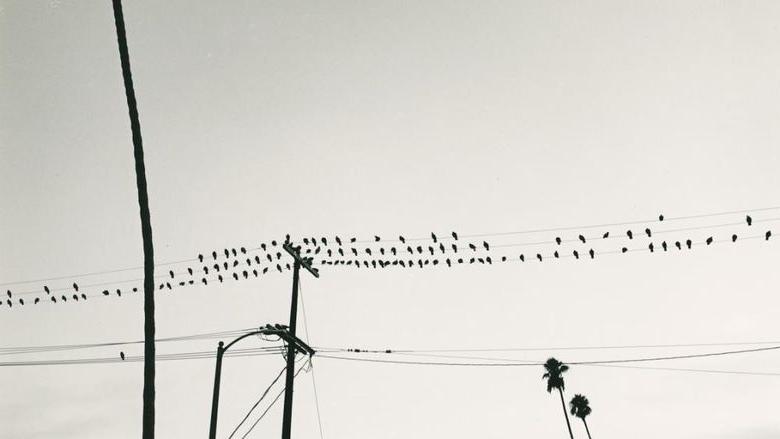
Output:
300,279,325,439
240,361,309,439
227,366,287,439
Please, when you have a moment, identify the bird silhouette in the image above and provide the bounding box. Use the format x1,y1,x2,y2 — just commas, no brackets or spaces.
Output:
34,297,40,304
352,248,358,256
374,236,381,242
537,253,543,261
242,271,249,279
321,237,328,246
554,250,560,258
483,241,490,251
6,299,11,307
399,236,406,243
233,260,239,267
338,248,345,256
81,293,86,300
61,295,67,302
232,273,239,280
501,256,507,262
103,290,110,296
231,248,237,257
458,258,464,264
602,232,609,239
240,247,247,254
166,283,172,290
451,244,458,253
19,298,24,305
746,215,753,226
187,267,193,275
328,249,333,257
661,241,668,251
578,235,586,244
203,266,209,275
73,282,79,292
260,243,267,251
649,243,654,252
706,237,713,245
555,237,562,245
446,259,452,267
44,286,50,294
589,249,595,259
621,247,628,253
431,233,437,243
350,238,356,243
335,236,342,246
627,230,633,239
469,243,477,251
572,250,579,259
202,278,208,285
169,270,175,279
120,352,125,360
686,239,692,249
732,234,738,242
212,251,218,260
224,249,230,258
452,231,459,240
303,238,310,245
218,275,224,283
276,264,282,273
428,246,435,255
262,267,269,274
645,228,652,237
133,287,138,292
51,297,56,303
6,290,11,298
659,214,664,221
366,248,372,256
766,230,772,240
417,246,423,254
72,294,78,301
198,254,204,263
675,241,681,250
439,243,445,253
519,254,525,262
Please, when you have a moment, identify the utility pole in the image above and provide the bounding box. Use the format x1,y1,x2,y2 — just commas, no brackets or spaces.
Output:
281,243,319,439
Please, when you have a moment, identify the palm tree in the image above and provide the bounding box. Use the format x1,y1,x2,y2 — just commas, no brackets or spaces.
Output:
542,358,574,439
570,394,593,439
112,1,156,437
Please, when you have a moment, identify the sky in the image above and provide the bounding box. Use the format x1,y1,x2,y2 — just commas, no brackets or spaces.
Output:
1,0,780,438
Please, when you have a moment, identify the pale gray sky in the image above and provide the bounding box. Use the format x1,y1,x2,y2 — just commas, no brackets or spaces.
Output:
2,1,780,438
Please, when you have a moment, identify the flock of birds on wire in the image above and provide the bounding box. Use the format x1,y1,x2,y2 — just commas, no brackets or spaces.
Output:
1,214,774,309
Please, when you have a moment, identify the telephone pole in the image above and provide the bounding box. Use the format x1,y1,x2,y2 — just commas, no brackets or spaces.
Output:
281,243,319,439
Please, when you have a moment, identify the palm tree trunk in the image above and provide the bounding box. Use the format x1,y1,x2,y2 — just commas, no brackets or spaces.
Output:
583,418,592,439
558,388,574,439
111,1,155,438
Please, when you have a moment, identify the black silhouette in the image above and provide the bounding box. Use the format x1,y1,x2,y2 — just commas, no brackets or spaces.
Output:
746,215,753,226
588,249,595,259
622,247,628,253
627,230,633,239
452,231,459,240
198,254,204,263
659,214,664,221
537,253,543,261
121,352,125,360
555,237,562,245
766,230,772,240
686,239,692,249
706,237,713,245
648,243,654,252
602,232,609,239
732,234,738,242
645,228,652,237
73,282,79,292
570,394,593,439
578,235,586,244
374,236,381,242
661,241,667,251
431,233,437,243
543,358,574,439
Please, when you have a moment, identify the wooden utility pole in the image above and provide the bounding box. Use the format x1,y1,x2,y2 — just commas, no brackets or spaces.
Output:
110,1,156,437
281,243,319,439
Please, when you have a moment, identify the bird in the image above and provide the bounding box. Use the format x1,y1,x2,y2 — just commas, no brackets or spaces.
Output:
469,243,477,251
321,237,328,246
661,241,668,251
202,278,208,285
335,236,342,246
34,297,40,304
427,246,434,255
572,250,579,259
352,248,358,256
6,290,11,298
218,275,224,283
416,246,423,254
766,230,772,240
198,254,204,263
602,232,609,239
103,290,110,296
73,282,79,292
233,260,239,267
187,267,193,276
621,247,628,253
452,232,459,240
271,240,278,246
51,297,56,303
732,234,738,242
6,299,11,307
350,238,356,243
303,238,310,245
19,298,24,305
686,239,692,249
260,243,267,251
439,243,445,253
44,286,50,294
659,214,664,221
212,251,218,260
451,244,458,253
120,352,125,361
588,249,595,259
203,267,209,275
240,247,247,254
746,215,753,226
61,295,67,302
72,294,78,301
374,236,381,242
399,236,406,243
483,241,490,251
338,248,345,256
366,248,372,256
224,249,230,258
675,241,681,250
276,264,282,272
648,243,654,252
555,237,562,245
554,250,560,259
231,248,237,257
81,293,86,300
627,230,633,239
166,283,172,290
645,228,652,237
431,233,437,243
262,267,269,274
446,259,452,267
706,237,713,245
169,270,175,279
501,256,507,262
578,235,586,244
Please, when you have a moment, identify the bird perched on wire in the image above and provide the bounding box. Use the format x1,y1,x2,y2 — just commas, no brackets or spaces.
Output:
431,233,438,243
374,236,381,242
483,241,490,251
572,250,579,260
648,243,654,252
335,236,342,246
554,251,559,259
589,249,595,259
73,282,79,292
451,244,458,253
578,235,586,244
686,239,692,249
198,254,204,263
645,228,652,238
469,243,477,251
706,237,713,245
766,230,772,240
675,241,681,250
602,232,609,239
746,215,753,226
120,352,125,361
212,251,218,260
732,234,738,242
661,241,668,252
44,286,50,294
399,235,406,243
452,231,459,240
627,230,633,239
555,237,562,245
537,253,543,261
621,247,628,253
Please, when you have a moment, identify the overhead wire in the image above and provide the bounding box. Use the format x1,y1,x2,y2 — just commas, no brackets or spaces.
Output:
240,360,309,439
227,366,287,439
300,278,326,439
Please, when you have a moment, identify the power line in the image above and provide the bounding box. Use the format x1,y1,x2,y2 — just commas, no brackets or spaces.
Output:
2,204,776,289
227,366,287,439
240,361,309,439
316,344,780,367
300,279,325,439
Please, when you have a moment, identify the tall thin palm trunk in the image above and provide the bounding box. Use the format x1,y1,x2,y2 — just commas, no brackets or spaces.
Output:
582,418,592,439
111,1,155,437
558,388,574,439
